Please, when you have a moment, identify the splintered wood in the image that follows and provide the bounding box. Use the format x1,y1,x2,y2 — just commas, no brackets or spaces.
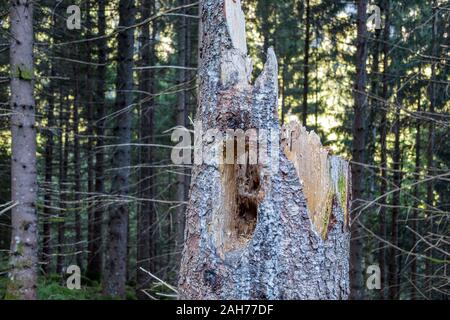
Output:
179,0,351,299
224,0,247,54
283,121,351,239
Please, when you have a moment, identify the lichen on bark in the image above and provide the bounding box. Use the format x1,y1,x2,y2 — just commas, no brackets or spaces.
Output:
11,64,34,81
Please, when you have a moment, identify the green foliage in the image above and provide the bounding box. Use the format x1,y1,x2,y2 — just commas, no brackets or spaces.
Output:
0,254,9,299
36,275,137,300
37,277,98,300
1,272,138,300
0,276,7,299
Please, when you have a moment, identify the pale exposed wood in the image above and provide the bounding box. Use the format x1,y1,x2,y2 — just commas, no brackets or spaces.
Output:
224,0,247,55
282,122,351,239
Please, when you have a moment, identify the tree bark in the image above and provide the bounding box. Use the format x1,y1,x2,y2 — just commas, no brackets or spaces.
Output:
367,28,380,202
73,62,83,269
368,24,382,300
425,1,437,298
388,88,402,300
84,0,95,272
349,0,368,300
175,0,191,264
57,91,69,275
7,0,38,300
280,61,287,125
178,0,351,300
256,0,271,55
103,0,136,298
87,0,107,281
136,0,155,299
378,0,390,300
42,58,55,275
411,70,421,300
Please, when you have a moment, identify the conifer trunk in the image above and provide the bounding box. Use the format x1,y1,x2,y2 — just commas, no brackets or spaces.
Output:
178,0,351,300
7,0,38,300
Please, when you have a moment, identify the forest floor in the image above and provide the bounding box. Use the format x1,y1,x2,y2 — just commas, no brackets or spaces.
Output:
0,274,137,300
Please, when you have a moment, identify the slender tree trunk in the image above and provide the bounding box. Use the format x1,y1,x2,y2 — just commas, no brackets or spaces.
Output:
178,0,351,300
425,2,437,299
411,74,421,300
84,0,95,273
42,65,55,275
314,44,318,129
367,27,380,195
378,0,390,300
301,0,310,127
388,88,402,300
103,0,136,298
7,0,38,300
280,61,285,124
258,0,271,54
350,0,368,300
136,0,155,299
57,93,69,274
87,0,107,281
175,0,191,262
73,64,83,268
368,26,382,299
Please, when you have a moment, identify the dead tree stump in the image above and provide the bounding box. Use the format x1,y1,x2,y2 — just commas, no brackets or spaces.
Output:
178,0,351,299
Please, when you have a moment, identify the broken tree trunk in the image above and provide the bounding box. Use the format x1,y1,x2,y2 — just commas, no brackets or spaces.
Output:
178,0,351,299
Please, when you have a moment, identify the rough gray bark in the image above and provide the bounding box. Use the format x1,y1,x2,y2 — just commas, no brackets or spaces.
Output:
178,0,351,300
7,0,38,300
103,0,136,298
